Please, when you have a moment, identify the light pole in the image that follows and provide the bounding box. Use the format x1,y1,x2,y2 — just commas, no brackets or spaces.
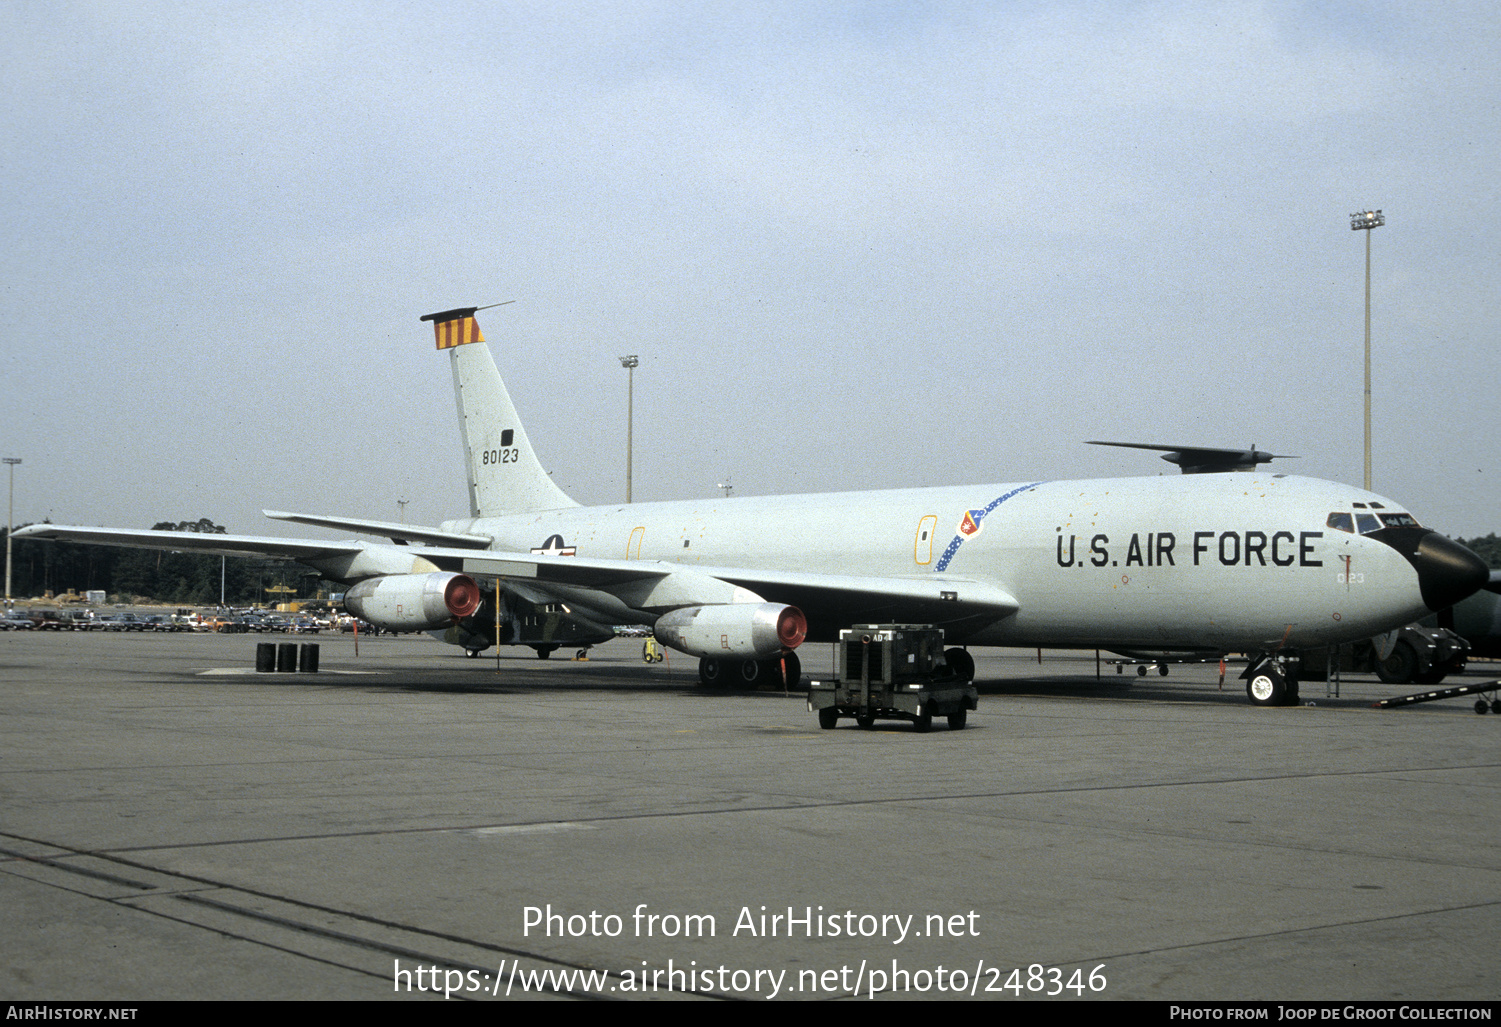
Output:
1350,209,1385,489
4,458,20,606
619,355,639,503
397,499,408,524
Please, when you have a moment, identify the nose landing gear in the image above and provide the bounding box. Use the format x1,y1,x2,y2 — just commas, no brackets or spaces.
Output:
1242,653,1302,707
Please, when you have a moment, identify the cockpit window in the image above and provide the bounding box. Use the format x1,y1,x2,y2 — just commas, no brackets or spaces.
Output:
1356,513,1381,534
1326,512,1354,533
1379,512,1420,528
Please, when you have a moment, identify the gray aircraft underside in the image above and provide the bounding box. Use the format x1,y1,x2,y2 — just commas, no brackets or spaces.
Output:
15,306,1490,696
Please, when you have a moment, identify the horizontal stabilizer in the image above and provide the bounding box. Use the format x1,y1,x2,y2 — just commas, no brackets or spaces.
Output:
263,510,493,549
420,302,511,350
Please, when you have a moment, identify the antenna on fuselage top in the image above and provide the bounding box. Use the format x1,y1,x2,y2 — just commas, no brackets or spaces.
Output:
1086,440,1298,474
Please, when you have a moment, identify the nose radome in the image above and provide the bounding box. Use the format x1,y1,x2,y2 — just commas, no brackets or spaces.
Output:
1408,532,1490,611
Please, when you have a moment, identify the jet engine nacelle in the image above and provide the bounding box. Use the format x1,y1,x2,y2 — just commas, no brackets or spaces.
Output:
653,603,807,660
344,572,483,632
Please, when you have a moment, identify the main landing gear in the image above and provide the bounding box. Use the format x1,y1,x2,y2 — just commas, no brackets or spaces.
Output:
698,652,803,690
1242,652,1302,707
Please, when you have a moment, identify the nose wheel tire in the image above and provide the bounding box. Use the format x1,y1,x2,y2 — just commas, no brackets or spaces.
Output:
1246,667,1288,707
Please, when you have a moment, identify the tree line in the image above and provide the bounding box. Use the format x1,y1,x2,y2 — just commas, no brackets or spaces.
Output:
5,519,324,606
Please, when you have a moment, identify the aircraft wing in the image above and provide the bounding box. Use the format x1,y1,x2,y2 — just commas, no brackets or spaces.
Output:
423,546,1021,636
703,566,1020,638
10,523,368,561
14,524,1021,636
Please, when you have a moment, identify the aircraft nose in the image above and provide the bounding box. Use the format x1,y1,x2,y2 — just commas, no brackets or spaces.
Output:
1403,531,1490,611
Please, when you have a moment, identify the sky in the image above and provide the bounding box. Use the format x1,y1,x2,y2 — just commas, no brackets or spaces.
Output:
3,1,1498,538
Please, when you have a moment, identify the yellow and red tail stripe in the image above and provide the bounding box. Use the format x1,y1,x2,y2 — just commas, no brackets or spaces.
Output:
421,303,511,349
431,315,484,350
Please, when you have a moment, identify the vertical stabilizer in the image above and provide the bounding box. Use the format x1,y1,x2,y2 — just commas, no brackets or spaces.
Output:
421,307,579,517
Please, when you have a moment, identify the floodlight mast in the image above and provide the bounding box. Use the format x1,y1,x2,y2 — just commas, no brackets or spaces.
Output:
4,458,19,604
1350,209,1385,490
619,356,639,503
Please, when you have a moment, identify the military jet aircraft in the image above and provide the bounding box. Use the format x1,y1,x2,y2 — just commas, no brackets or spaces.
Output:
16,307,1490,706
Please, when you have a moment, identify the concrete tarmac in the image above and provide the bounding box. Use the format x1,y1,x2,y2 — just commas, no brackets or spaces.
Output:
1,630,1497,1002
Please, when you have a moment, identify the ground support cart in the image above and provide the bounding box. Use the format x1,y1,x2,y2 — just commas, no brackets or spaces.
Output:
808,624,977,732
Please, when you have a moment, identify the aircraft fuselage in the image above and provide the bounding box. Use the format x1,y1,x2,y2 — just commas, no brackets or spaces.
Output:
444,473,1435,652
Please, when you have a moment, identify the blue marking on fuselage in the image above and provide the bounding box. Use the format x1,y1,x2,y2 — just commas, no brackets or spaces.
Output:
934,481,1046,572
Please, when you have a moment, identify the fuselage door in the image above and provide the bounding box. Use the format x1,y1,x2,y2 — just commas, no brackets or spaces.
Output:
915,515,938,565
627,526,646,560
